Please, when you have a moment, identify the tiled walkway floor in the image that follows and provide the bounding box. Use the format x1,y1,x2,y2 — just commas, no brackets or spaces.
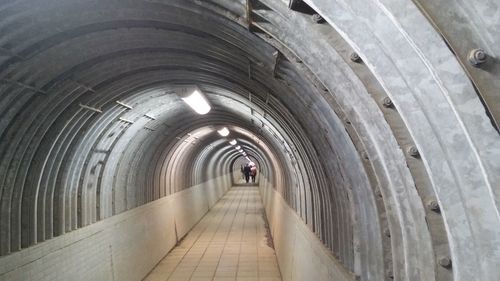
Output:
144,186,282,281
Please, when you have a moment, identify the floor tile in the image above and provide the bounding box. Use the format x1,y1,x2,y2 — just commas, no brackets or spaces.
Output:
143,187,282,281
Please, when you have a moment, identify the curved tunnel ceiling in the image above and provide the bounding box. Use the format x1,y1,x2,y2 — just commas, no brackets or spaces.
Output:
0,0,499,281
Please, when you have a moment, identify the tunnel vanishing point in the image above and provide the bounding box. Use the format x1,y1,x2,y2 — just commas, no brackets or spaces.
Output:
0,0,499,280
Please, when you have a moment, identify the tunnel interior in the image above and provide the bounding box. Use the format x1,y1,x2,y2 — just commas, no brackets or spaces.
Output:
0,0,499,281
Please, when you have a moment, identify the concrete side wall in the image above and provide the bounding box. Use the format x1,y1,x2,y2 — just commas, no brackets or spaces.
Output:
259,178,355,281
0,176,231,281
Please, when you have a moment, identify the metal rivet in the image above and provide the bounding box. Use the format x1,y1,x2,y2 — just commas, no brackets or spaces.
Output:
312,13,325,23
362,152,369,160
428,200,440,212
387,269,394,279
350,52,362,63
408,146,419,158
438,256,452,268
382,97,393,108
468,48,487,66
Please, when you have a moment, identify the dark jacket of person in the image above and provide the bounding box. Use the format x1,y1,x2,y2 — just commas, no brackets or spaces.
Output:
243,165,251,175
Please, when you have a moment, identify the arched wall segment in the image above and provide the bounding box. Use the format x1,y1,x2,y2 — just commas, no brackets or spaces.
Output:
0,1,498,281
302,0,500,280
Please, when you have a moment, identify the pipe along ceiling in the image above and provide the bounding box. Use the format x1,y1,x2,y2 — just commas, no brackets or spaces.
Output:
0,0,499,280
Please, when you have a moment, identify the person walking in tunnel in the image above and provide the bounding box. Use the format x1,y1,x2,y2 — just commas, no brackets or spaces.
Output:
250,164,257,183
243,163,251,183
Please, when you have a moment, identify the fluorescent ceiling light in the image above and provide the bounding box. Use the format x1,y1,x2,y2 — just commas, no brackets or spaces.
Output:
217,127,229,137
235,146,241,150
178,86,211,115
229,139,237,145
238,149,243,153
245,157,251,161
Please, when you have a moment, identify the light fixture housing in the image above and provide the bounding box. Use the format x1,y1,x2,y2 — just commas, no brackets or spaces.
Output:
176,86,211,115
235,145,241,150
229,139,237,145
217,127,230,137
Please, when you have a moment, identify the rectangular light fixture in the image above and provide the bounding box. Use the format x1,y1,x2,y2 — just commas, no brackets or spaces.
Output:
177,86,211,115
235,145,241,150
217,127,229,137
229,139,237,145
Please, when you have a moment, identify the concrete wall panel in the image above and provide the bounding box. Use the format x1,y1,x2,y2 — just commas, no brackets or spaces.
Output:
0,175,231,281
259,178,355,281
